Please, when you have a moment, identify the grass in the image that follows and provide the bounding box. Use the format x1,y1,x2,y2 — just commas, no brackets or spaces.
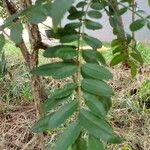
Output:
0,40,150,149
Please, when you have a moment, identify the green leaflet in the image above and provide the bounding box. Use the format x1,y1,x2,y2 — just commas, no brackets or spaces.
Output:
128,60,137,78
30,62,78,79
31,114,52,133
87,10,102,19
60,34,79,43
43,45,76,58
51,0,74,29
130,52,143,64
32,101,78,132
81,79,113,97
90,2,103,10
118,7,127,16
110,54,128,66
64,22,82,29
99,97,112,113
0,34,5,53
55,47,77,59
83,93,107,117
51,83,77,99
42,83,77,112
112,45,124,55
83,35,102,49
72,138,88,150
43,45,64,57
82,50,106,65
76,1,87,8
147,22,150,29
130,19,146,31
88,135,105,150
54,120,82,150
41,97,67,113
68,6,77,14
0,53,6,78
81,63,113,80
79,109,122,144
111,39,122,47
10,21,23,44
28,6,47,24
84,19,102,30
68,11,85,20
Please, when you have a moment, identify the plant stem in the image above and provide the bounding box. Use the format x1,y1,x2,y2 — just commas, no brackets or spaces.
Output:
76,22,82,107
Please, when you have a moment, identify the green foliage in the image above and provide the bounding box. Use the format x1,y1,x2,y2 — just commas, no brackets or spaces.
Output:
0,34,5,52
130,19,146,31
81,63,113,80
54,120,81,150
2,0,150,149
88,135,105,150
0,34,6,78
30,1,122,149
31,62,78,79
148,0,150,6
10,21,23,44
32,101,78,132
50,0,74,29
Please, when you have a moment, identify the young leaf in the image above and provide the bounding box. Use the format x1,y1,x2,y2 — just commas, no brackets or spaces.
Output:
87,10,102,19
30,62,78,79
83,93,107,117
81,79,113,97
88,135,105,150
81,63,113,80
84,20,102,30
32,101,78,132
51,0,74,28
10,21,23,44
54,120,82,150
83,35,102,49
82,50,106,65
79,109,122,144
130,19,146,31
110,54,128,66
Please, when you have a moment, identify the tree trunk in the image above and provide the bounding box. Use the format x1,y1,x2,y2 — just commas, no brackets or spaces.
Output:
3,0,48,149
